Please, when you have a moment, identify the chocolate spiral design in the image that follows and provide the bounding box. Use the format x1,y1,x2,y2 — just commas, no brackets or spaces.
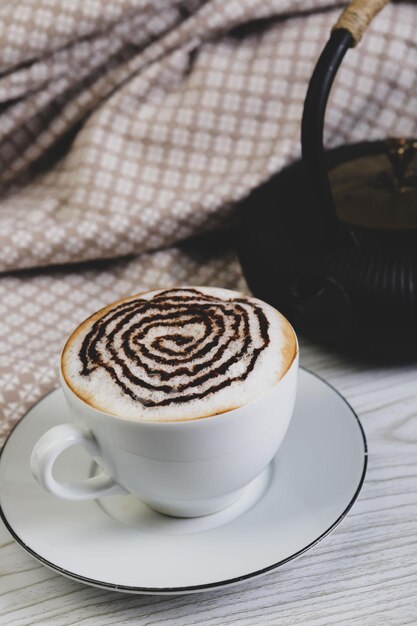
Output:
79,288,270,407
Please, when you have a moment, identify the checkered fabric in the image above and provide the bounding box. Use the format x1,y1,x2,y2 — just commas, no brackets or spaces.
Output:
0,0,416,442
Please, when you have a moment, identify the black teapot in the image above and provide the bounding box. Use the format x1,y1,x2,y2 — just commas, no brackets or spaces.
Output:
238,0,417,357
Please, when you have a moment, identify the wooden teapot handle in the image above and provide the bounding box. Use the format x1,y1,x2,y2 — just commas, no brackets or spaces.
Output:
301,0,390,245
333,0,390,46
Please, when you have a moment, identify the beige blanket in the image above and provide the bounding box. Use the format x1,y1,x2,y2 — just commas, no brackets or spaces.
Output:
0,0,416,442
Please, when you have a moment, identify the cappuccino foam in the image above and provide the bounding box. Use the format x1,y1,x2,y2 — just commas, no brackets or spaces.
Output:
62,287,297,421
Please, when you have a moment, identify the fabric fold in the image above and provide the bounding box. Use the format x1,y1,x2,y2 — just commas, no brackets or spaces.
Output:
1,1,414,274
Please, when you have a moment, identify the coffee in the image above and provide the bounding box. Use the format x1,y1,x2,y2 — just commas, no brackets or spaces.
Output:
62,287,297,421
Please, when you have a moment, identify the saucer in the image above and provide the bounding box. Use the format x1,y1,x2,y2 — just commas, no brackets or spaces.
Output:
0,368,367,595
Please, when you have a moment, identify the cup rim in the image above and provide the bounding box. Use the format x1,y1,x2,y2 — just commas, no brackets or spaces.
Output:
59,286,298,425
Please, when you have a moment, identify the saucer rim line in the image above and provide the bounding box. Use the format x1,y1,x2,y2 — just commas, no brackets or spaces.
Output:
0,367,368,595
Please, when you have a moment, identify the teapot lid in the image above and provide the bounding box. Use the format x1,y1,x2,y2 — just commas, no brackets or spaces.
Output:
330,138,417,230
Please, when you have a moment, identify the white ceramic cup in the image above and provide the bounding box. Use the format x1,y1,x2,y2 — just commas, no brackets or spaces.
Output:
31,351,298,518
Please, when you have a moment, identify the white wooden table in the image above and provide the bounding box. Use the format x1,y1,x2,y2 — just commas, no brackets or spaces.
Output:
1,339,417,625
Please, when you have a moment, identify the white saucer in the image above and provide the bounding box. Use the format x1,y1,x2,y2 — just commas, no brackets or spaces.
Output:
0,368,367,595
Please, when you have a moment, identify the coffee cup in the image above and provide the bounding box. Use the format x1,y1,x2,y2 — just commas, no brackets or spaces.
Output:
30,287,298,517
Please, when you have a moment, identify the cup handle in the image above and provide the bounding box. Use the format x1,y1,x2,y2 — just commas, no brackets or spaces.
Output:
30,423,127,500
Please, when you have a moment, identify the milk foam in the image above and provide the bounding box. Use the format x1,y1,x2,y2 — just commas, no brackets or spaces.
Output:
62,287,297,421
